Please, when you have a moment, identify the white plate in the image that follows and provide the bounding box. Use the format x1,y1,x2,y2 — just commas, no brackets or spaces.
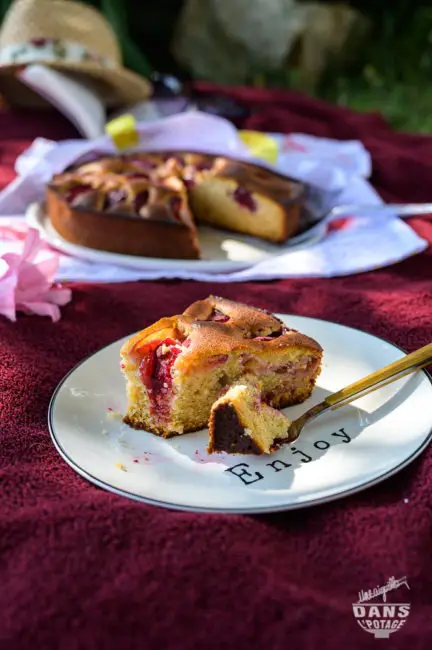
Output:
48,315,432,513
27,203,326,273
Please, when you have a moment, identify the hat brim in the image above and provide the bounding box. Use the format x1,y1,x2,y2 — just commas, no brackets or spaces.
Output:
0,58,152,107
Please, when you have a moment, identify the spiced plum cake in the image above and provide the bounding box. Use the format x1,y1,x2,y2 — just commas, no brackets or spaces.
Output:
121,296,322,438
46,152,304,259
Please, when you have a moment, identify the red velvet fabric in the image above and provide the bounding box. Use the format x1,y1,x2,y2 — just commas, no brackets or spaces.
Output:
0,89,431,650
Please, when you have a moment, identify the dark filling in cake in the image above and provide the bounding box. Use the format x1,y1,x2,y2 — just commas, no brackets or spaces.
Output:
209,404,262,454
66,184,96,208
233,185,257,212
270,437,290,452
124,172,151,180
105,188,127,208
196,161,213,171
138,337,183,420
207,308,230,322
254,329,286,341
183,177,196,189
169,196,183,221
134,190,150,212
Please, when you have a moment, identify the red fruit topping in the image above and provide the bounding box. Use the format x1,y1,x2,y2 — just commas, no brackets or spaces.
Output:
183,177,196,189
233,186,257,212
207,308,230,323
137,339,162,386
65,184,93,206
134,189,150,213
125,172,151,180
128,158,156,171
153,344,182,389
254,328,285,341
169,196,183,221
207,354,228,367
156,337,179,349
106,188,127,208
136,338,183,419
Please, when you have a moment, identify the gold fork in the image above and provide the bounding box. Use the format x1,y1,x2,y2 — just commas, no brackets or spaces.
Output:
286,343,432,443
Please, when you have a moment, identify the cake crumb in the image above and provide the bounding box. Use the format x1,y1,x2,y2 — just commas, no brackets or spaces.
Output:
133,459,139,464
115,463,127,472
403,498,409,504
101,429,108,436
107,409,123,421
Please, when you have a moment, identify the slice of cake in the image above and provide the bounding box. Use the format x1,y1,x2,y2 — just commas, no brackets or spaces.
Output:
208,379,291,455
121,296,322,437
188,159,303,243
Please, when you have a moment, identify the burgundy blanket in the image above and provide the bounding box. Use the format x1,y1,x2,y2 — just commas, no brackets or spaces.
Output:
1,87,431,650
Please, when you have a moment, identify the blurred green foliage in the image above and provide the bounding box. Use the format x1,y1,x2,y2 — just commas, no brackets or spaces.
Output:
266,2,432,133
319,2,432,133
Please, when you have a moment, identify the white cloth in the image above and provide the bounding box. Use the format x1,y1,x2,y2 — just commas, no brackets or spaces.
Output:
0,112,427,283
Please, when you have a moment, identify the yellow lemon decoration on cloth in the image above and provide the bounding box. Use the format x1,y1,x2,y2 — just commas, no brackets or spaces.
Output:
105,114,139,150
238,130,279,164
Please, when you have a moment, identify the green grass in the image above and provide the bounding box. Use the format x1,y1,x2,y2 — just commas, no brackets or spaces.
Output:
321,79,432,134
268,5,432,134
320,4,432,134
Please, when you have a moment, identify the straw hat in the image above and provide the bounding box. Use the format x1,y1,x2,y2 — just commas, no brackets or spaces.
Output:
0,0,152,107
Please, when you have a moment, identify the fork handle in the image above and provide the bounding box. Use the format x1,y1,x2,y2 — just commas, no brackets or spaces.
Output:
325,343,432,409
329,203,432,220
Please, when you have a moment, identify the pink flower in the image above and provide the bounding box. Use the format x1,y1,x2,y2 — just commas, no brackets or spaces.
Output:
0,228,72,322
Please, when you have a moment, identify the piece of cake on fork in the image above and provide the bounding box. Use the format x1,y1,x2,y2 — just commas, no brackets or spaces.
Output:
208,378,292,455
120,296,322,437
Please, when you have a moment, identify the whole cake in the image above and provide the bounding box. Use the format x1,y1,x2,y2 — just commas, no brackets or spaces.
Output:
46,152,304,259
120,296,322,438
208,378,291,455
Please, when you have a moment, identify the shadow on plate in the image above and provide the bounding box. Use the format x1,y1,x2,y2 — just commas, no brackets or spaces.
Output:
167,386,367,493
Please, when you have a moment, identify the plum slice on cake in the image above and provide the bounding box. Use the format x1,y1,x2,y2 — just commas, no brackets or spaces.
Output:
120,296,322,437
208,378,291,455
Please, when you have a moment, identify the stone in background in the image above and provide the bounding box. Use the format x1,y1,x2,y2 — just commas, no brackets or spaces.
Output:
172,0,369,88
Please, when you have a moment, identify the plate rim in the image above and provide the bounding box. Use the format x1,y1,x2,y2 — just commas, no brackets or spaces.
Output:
27,203,327,272
47,315,432,514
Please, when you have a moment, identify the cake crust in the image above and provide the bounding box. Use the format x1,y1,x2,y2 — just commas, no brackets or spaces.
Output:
46,186,201,259
123,295,322,365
